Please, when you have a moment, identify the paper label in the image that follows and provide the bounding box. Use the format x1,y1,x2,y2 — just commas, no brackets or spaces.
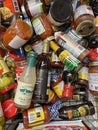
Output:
0,60,9,75
28,107,45,123
14,81,34,106
78,67,88,80
9,35,28,49
74,5,94,20
32,18,45,35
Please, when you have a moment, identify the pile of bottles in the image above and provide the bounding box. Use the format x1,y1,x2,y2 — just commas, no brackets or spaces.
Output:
0,0,98,129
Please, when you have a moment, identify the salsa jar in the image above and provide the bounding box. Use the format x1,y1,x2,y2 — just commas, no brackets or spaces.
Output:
88,60,98,96
2,19,33,50
31,13,53,40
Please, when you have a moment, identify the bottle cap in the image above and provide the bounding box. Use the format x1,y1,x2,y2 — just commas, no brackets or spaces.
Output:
2,99,18,118
27,51,38,58
49,41,60,52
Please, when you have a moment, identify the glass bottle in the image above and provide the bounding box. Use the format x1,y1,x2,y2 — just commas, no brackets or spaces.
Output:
14,51,37,109
59,101,95,120
32,39,51,104
22,105,50,128
31,13,53,40
49,40,83,73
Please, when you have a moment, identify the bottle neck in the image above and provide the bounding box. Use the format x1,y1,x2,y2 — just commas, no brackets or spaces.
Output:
27,57,36,67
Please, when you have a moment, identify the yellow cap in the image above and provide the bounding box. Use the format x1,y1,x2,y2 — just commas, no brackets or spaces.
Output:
49,41,60,52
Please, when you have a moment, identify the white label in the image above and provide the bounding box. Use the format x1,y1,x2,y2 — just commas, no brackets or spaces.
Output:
12,0,20,13
74,5,94,20
32,41,43,55
58,34,85,58
14,81,34,106
28,2,43,17
89,73,98,91
32,18,45,35
9,35,28,49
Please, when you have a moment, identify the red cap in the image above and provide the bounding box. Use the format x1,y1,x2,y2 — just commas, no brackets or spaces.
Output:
2,99,18,118
62,84,74,99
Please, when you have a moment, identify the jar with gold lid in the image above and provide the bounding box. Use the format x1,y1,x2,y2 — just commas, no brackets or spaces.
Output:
88,60,98,96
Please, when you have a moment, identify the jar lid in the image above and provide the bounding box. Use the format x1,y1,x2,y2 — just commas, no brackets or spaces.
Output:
2,99,18,118
50,0,73,23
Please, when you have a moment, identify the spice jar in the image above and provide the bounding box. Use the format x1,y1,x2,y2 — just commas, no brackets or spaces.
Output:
88,60,98,96
22,106,50,128
2,19,33,50
31,13,53,40
47,0,73,26
74,4,96,37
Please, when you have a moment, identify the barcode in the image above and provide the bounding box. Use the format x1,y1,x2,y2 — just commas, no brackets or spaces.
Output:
78,45,84,51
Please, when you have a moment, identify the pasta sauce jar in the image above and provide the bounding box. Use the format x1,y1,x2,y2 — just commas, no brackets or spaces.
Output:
74,4,96,37
88,60,98,96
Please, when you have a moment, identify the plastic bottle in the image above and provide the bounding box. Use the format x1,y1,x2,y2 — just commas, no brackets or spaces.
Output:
14,51,37,109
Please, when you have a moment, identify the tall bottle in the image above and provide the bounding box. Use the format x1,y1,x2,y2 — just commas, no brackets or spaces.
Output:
32,39,51,104
14,51,37,109
49,40,82,72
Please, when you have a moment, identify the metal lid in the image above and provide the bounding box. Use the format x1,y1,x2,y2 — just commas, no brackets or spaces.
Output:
50,0,73,23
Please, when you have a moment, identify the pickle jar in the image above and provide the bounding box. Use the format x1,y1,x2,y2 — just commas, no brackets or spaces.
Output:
0,55,16,94
88,60,98,96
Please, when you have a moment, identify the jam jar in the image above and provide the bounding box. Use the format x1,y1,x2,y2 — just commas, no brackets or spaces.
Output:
88,60,98,96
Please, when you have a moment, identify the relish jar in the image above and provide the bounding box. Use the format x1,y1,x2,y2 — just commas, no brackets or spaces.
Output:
31,13,53,40
88,60,98,96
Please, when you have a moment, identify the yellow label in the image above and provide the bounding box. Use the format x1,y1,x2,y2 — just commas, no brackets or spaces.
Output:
78,72,88,80
28,107,45,124
59,50,70,63
28,120,44,127
53,81,64,97
48,89,54,102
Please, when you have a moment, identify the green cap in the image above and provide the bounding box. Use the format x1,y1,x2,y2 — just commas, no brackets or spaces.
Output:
27,51,38,67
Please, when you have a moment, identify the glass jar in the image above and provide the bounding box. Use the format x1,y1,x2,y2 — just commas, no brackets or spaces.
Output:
31,13,53,40
88,60,98,96
74,4,96,37
2,19,33,50
22,106,50,128
0,56,16,94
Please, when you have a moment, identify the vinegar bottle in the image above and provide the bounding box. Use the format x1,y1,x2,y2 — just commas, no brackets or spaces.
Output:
32,39,51,104
14,51,37,109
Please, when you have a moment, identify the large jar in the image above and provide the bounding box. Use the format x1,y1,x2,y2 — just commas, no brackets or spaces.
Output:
2,19,33,50
88,60,98,96
31,13,53,40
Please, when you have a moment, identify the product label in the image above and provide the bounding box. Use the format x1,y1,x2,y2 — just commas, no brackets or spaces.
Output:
32,40,43,55
53,80,64,98
32,18,45,35
14,81,34,106
9,35,28,49
28,2,43,17
78,67,88,80
28,107,45,124
89,73,98,91
0,60,10,75
59,50,80,71
51,52,60,62
34,69,48,97
74,5,94,20
48,89,55,103
58,34,85,58
12,0,20,13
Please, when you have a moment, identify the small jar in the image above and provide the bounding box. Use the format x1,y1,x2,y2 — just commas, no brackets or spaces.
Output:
47,0,73,26
22,106,50,128
2,19,33,50
88,60,98,96
74,4,96,37
31,13,53,40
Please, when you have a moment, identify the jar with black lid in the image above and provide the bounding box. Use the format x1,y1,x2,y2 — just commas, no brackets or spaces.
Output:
47,0,73,26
